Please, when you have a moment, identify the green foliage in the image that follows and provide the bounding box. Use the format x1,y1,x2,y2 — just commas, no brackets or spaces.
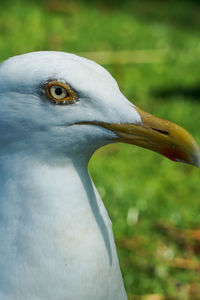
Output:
0,0,200,298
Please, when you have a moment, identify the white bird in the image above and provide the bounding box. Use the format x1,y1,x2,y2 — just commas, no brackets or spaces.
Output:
0,51,199,300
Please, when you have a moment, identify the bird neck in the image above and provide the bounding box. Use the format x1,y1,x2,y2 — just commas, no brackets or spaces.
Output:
0,152,91,213
0,152,109,257
0,152,112,252
0,153,127,300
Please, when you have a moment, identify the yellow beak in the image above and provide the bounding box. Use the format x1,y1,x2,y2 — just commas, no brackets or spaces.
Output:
94,106,200,167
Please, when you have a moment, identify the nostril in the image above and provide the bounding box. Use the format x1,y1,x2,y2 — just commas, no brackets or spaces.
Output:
151,128,169,136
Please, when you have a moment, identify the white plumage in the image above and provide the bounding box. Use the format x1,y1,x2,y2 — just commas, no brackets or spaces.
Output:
0,51,199,300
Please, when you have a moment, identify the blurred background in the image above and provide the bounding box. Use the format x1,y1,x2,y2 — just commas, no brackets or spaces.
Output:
0,0,200,298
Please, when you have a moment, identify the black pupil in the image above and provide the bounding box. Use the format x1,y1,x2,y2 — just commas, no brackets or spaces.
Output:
55,87,63,95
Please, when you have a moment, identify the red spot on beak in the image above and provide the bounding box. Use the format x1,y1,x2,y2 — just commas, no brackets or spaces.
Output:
162,147,187,162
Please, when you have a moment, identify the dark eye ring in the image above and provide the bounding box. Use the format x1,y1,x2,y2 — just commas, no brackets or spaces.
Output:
45,81,77,104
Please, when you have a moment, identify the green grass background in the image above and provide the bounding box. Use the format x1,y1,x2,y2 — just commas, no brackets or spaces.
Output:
0,0,200,298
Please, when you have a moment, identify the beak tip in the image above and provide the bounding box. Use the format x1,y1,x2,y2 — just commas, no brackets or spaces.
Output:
190,150,200,168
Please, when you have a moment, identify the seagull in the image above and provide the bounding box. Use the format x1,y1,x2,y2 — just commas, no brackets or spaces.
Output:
0,51,199,300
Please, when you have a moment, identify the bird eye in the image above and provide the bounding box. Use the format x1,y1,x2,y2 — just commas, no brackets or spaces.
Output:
50,85,68,99
45,81,77,104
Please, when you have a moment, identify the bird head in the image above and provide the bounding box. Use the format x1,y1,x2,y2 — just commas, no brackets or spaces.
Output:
0,51,199,166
